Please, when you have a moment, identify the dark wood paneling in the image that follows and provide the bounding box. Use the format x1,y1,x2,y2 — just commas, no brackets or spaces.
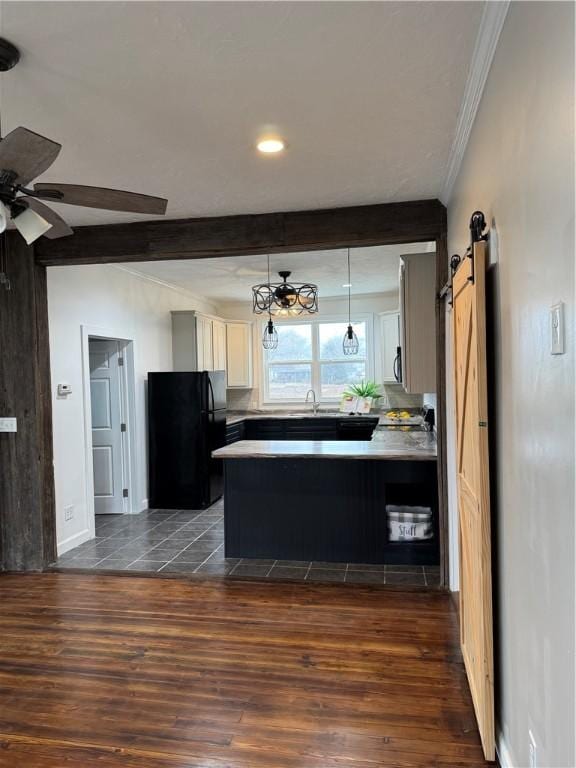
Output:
435,230,450,587
0,235,56,570
34,200,445,266
0,572,491,767
224,457,438,565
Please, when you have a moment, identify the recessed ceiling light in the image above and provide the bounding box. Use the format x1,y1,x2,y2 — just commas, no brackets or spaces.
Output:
257,138,285,154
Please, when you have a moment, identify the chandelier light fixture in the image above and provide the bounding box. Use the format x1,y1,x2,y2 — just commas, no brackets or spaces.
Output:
252,268,318,317
261,255,279,350
342,248,359,355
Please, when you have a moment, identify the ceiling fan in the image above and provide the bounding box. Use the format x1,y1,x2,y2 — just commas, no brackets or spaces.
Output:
0,38,168,246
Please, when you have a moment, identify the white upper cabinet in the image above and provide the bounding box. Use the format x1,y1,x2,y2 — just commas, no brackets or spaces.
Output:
399,253,437,394
226,322,253,388
172,311,198,371
196,315,214,371
212,319,227,372
172,312,252,387
380,312,401,382
172,311,214,372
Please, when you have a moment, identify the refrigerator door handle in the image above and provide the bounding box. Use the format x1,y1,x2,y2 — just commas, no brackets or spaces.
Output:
208,377,215,412
393,347,402,383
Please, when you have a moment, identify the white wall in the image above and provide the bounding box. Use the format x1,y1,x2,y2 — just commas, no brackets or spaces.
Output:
446,3,575,766
217,292,399,409
47,264,216,554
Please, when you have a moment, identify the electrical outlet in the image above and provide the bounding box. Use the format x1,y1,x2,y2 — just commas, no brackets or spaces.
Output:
529,729,537,768
64,505,74,522
0,417,17,432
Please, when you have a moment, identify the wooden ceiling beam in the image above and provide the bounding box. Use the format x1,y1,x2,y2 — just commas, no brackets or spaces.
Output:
34,199,446,266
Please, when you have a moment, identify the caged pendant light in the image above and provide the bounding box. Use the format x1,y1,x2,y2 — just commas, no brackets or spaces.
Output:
342,248,359,355
261,255,279,350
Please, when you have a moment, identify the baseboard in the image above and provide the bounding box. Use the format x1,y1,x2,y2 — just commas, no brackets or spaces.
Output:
496,729,516,768
57,528,92,556
450,589,460,617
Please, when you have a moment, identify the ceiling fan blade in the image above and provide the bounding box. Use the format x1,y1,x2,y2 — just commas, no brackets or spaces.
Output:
19,197,73,239
12,206,52,245
33,183,168,215
0,127,61,185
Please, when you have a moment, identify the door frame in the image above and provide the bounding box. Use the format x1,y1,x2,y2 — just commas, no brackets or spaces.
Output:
0,201,449,582
81,325,138,538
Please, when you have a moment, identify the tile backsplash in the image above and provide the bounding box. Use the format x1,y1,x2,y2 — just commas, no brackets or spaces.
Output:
226,388,258,410
226,383,427,412
380,382,424,409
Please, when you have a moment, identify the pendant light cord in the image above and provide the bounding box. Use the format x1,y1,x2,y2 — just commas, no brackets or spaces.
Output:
267,254,273,323
347,248,352,325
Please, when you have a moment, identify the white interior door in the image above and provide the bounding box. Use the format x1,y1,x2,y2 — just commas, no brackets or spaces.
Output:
89,338,125,514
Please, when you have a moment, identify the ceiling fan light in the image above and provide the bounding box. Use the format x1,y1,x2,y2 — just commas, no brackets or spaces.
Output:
12,206,52,244
252,270,318,316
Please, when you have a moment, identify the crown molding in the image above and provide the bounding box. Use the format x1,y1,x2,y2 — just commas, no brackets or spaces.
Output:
440,1,510,204
111,264,217,312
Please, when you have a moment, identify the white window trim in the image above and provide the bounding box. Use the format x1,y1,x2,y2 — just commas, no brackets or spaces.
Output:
261,313,375,405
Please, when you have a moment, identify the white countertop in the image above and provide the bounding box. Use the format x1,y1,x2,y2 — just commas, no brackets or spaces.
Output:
213,429,436,461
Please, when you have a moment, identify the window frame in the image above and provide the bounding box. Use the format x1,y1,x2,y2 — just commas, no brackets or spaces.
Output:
262,313,374,405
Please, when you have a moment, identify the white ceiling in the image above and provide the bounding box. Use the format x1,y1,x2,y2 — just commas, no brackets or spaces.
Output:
125,242,435,302
2,2,483,226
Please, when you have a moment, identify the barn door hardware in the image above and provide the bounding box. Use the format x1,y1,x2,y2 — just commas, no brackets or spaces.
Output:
467,210,488,285
438,209,488,302
438,253,462,306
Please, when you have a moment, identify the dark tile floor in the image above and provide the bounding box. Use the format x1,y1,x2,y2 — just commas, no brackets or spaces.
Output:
54,501,440,587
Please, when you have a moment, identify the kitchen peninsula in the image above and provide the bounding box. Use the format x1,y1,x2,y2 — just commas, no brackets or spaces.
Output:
213,425,438,566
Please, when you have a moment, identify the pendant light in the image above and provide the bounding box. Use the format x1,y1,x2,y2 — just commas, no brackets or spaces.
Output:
261,255,278,350
342,248,359,355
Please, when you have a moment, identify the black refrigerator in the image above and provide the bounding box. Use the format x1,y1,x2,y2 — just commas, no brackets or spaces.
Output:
148,371,227,510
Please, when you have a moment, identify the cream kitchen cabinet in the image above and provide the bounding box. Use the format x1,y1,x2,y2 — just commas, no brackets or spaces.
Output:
226,322,253,388
196,315,214,371
212,319,227,371
172,313,252,387
380,311,401,382
398,253,437,394
172,311,216,372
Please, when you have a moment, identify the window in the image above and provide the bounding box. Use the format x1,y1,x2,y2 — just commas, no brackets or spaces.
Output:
264,318,370,403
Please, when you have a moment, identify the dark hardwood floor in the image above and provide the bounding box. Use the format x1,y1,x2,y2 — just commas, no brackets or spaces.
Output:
0,573,492,767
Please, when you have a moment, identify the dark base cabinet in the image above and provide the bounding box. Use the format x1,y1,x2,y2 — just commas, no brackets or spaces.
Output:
226,417,378,443
225,421,245,445
223,458,439,566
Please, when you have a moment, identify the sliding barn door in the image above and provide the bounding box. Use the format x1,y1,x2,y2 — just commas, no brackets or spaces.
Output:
452,240,495,761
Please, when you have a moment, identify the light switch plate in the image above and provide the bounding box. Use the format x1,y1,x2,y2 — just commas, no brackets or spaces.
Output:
550,302,565,355
0,417,17,433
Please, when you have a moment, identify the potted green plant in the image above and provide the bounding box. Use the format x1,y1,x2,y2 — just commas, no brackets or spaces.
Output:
341,380,383,414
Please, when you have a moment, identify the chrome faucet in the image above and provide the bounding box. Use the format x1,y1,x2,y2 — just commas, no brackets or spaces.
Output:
305,389,318,415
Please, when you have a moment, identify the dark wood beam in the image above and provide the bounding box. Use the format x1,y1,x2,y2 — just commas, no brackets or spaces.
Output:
35,200,445,266
0,234,56,570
